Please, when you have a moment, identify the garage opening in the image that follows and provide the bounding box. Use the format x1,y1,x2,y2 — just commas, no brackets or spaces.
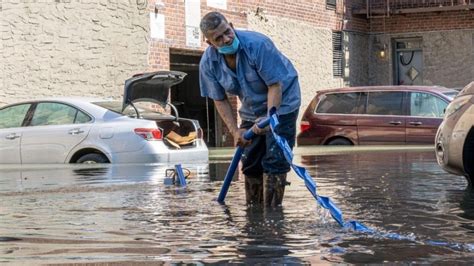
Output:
169,49,221,147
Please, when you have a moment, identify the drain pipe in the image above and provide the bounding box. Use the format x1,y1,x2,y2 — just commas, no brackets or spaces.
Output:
217,117,271,203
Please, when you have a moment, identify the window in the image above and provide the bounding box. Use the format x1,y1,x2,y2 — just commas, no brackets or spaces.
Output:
367,92,404,115
316,92,360,114
332,31,343,77
326,0,337,10
30,102,91,126
75,111,92,123
410,92,447,118
0,104,31,129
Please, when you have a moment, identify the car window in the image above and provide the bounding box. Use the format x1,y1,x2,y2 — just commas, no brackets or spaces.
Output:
75,110,92,124
316,92,360,114
410,92,448,118
0,104,31,129
367,91,404,115
30,102,91,126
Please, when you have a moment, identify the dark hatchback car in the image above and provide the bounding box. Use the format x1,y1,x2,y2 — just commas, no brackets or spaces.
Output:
297,86,458,145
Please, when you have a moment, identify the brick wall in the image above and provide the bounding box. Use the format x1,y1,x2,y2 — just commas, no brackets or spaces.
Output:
344,31,369,86
147,0,353,70
146,0,356,145
369,10,474,33
345,0,369,32
356,4,474,87
0,1,149,106
247,14,346,129
368,29,474,88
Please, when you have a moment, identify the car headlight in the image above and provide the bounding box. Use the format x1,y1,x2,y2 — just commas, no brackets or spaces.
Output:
444,95,471,117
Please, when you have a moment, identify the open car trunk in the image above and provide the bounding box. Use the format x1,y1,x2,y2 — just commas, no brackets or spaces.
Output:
123,71,201,149
142,114,200,149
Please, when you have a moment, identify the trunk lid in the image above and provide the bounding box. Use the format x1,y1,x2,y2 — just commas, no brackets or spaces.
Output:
122,71,187,110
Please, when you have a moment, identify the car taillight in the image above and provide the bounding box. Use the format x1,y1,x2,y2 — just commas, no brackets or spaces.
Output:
134,128,163,140
300,121,310,133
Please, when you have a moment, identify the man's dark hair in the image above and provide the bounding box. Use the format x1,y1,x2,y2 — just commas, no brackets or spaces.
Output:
200,12,228,35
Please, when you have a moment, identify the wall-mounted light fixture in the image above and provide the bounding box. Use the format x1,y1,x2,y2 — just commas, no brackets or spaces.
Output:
374,37,387,60
378,43,387,59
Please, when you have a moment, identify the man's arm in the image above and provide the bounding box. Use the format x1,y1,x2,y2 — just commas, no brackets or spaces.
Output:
214,98,249,147
252,82,282,135
267,82,282,111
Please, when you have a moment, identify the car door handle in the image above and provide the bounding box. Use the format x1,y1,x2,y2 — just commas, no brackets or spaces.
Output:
68,128,85,135
388,121,402,125
5,133,20,140
409,121,423,126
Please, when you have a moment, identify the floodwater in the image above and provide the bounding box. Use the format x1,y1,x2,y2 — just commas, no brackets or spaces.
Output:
1,150,474,264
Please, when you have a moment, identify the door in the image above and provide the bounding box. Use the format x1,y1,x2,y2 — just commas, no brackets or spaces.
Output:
357,91,406,144
170,52,218,147
406,92,449,144
0,103,31,163
21,102,93,163
394,39,423,86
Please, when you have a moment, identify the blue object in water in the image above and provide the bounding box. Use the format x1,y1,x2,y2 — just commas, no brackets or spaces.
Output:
175,164,187,186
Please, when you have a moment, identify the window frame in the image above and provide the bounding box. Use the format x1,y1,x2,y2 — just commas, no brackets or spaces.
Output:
332,31,343,77
314,92,362,115
0,103,34,129
365,91,406,116
25,101,93,127
408,91,450,118
326,0,337,10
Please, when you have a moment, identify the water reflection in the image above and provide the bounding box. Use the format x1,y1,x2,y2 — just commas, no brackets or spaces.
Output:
0,163,209,192
1,150,474,264
299,151,474,263
238,207,296,264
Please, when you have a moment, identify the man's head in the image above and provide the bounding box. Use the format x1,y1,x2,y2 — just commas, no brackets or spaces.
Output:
200,12,239,54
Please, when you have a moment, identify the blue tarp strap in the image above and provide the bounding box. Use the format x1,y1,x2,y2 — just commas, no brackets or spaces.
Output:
268,113,365,230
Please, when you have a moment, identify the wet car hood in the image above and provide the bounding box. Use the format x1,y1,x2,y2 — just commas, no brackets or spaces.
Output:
123,71,187,110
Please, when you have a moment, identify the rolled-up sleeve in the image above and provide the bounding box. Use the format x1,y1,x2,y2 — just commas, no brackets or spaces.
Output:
254,37,291,87
199,59,225,100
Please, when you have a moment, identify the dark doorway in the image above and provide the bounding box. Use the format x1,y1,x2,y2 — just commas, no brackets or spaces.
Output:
169,50,218,147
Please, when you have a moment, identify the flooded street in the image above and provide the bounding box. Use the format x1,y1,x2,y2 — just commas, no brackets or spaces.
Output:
1,148,474,264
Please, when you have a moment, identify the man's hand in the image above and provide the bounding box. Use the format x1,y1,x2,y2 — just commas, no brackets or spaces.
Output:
251,117,269,135
233,128,251,147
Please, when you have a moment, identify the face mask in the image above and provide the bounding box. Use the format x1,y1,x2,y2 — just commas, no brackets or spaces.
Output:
217,36,240,55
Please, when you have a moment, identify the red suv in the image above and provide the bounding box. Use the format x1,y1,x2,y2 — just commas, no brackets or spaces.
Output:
297,86,458,145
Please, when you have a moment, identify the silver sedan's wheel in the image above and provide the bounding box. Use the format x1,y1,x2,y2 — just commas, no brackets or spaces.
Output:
76,153,109,164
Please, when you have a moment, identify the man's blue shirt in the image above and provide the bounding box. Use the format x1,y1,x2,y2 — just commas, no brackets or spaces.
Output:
199,30,301,121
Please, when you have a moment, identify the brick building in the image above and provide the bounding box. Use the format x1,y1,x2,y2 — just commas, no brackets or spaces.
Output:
356,0,474,88
1,0,472,147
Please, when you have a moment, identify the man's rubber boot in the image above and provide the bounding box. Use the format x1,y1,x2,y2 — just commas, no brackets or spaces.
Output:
263,173,287,207
245,175,263,205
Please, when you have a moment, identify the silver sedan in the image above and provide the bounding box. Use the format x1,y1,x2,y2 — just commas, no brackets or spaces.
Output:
0,71,209,164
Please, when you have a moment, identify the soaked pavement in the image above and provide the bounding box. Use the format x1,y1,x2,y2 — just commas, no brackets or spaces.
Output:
1,148,474,264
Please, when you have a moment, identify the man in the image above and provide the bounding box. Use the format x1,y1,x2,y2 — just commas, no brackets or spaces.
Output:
199,12,301,207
